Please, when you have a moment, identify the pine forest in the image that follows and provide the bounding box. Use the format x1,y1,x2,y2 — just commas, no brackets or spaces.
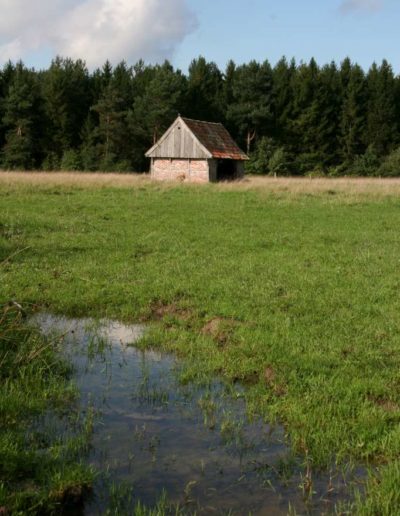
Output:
1,55,400,176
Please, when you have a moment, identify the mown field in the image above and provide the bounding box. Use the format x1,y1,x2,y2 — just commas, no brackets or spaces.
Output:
2,172,400,513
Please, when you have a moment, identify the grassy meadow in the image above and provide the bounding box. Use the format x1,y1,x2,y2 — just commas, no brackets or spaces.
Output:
2,172,400,513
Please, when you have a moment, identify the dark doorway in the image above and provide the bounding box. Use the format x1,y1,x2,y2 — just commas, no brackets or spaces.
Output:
216,159,236,181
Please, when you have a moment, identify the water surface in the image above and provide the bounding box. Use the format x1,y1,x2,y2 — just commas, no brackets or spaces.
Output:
31,314,361,515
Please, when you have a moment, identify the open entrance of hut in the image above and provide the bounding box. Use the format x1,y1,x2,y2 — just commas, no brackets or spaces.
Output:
216,159,236,181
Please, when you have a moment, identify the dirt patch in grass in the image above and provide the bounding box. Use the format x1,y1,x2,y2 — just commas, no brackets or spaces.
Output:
201,317,237,346
264,366,287,397
232,370,259,386
147,300,194,323
368,396,400,413
264,366,276,385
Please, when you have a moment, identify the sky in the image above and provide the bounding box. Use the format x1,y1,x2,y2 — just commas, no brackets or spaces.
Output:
0,0,399,72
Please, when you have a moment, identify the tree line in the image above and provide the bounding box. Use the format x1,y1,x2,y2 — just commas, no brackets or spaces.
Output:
1,55,400,175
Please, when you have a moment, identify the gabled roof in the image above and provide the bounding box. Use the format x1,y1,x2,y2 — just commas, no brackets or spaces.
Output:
145,116,248,160
181,117,248,160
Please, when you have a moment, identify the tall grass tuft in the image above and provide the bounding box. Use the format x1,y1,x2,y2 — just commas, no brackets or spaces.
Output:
0,303,94,514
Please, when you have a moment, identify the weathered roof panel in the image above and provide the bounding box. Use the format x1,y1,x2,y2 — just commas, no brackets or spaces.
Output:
181,118,248,160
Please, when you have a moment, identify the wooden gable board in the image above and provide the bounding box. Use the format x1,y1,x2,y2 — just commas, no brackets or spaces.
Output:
145,117,212,159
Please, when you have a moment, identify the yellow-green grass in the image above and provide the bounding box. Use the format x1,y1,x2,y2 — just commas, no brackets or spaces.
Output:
4,170,400,198
2,172,400,513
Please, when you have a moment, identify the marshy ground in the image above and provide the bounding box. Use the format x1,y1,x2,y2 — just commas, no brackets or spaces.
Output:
2,172,400,514
30,313,364,515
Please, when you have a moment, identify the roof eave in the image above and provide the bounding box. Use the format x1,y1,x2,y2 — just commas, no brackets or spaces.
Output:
211,153,249,161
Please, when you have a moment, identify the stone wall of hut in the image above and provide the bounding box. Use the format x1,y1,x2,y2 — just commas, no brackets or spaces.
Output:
151,158,209,183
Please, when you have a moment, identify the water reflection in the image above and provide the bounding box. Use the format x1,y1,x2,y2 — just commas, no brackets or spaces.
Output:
31,314,360,515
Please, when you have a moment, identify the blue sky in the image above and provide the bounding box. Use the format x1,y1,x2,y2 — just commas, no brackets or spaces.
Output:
0,0,399,72
174,0,400,72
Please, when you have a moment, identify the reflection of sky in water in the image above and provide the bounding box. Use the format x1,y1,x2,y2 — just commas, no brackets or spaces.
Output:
31,314,362,515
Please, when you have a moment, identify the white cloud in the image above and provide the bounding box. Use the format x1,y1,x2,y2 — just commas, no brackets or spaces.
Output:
0,39,22,63
0,0,196,68
339,0,384,14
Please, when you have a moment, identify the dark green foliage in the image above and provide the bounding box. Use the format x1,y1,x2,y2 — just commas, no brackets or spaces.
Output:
366,61,398,156
246,136,292,176
92,84,128,166
1,63,41,169
246,136,277,174
339,59,367,164
226,60,274,154
295,152,326,175
290,58,320,157
41,57,91,159
271,57,296,143
1,55,400,174
87,61,135,171
41,151,60,171
0,61,16,151
349,145,381,176
186,56,224,122
60,149,82,171
79,116,99,171
379,146,400,176
313,62,342,165
290,58,342,167
268,147,292,175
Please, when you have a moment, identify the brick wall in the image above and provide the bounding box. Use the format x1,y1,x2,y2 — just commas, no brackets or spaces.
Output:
152,159,209,183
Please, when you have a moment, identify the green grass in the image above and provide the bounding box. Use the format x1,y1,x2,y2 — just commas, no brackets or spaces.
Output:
2,178,400,512
0,304,94,514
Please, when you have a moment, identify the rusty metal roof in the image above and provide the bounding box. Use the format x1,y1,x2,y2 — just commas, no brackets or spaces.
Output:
181,117,248,160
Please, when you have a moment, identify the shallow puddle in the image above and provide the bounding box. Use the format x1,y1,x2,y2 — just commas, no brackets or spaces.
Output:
31,314,362,515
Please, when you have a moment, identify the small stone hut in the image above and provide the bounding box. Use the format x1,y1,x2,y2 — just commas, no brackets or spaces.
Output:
145,116,248,183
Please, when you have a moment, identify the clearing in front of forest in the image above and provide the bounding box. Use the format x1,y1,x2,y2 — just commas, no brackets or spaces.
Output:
2,174,400,513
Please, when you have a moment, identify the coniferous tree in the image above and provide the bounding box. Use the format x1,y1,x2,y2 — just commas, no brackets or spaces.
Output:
313,62,342,165
227,60,274,154
272,57,296,144
79,115,99,171
82,62,135,171
395,74,400,138
41,57,90,160
221,60,236,134
290,58,322,170
131,60,157,100
89,60,114,114
81,61,123,170
186,56,224,122
2,63,41,169
289,59,342,170
339,60,367,164
0,61,17,151
366,60,398,155
91,82,129,170
112,62,134,108
0,55,399,175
